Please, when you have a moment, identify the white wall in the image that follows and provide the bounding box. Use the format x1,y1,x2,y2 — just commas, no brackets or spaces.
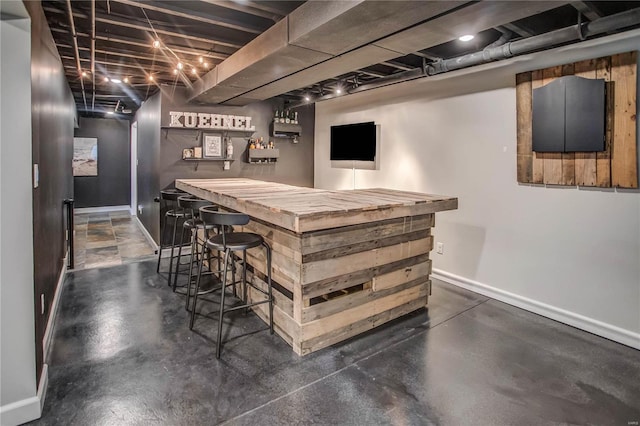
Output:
0,4,41,425
315,32,640,348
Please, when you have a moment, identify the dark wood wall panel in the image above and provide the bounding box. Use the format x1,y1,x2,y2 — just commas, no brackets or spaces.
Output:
25,1,76,384
516,51,637,189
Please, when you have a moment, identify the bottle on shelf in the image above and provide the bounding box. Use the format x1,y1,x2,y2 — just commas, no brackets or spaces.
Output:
274,109,280,123
226,138,233,159
285,109,291,124
293,111,299,124
249,138,255,149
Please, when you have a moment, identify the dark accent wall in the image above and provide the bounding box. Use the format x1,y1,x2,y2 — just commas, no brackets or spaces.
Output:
135,88,315,244
135,93,162,243
74,117,131,208
159,89,315,190
25,1,76,384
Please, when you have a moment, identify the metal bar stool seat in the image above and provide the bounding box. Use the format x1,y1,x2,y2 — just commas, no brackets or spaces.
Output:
156,189,192,285
190,207,273,359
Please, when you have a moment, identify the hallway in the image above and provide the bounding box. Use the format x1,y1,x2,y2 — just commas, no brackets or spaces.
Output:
32,259,640,425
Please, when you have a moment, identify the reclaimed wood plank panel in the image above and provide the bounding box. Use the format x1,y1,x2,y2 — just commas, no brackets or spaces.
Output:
531,69,545,183
516,71,533,183
561,63,576,186
596,57,612,187
372,260,432,291
573,59,598,186
301,237,432,285
542,66,563,185
611,51,638,188
300,296,426,355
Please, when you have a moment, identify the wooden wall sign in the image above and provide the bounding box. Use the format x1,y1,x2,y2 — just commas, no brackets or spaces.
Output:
516,51,637,188
169,111,256,131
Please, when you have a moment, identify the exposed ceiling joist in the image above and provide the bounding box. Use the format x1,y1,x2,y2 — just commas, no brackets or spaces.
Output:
93,16,243,49
500,22,536,38
381,61,414,71
199,0,283,21
571,1,603,21
110,0,263,34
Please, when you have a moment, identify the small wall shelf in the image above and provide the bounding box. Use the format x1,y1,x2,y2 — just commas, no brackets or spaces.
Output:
271,122,301,138
182,157,234,171
248,149,279,164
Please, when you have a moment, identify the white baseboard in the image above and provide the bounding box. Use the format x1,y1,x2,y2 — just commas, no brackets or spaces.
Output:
43,261,66,360
74,205,130,214
134,215,159,251
432,268,640,350
0,364,47,425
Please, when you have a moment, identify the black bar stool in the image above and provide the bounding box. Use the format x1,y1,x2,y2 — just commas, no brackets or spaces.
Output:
190,207,273,359
172,195,216,294
155,189,191,285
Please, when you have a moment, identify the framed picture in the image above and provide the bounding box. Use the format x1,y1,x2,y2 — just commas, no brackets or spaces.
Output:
182,148,194,159
202,133,223,158
73,137,98,176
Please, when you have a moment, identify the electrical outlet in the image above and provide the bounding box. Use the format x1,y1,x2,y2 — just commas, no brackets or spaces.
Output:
138,205,143,215
436,242,444,255
41,294,45,315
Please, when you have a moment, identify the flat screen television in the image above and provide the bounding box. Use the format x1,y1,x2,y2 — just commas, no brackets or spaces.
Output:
330,122,376,161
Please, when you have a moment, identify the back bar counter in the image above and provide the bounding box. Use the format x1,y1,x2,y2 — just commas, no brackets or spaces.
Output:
176,178,458,355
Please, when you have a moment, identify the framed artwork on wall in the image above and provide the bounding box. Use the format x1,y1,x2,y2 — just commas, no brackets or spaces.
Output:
73,137,98,176
202,133,223,158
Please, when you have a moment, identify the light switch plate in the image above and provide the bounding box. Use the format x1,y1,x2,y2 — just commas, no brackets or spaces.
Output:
33,164,39,188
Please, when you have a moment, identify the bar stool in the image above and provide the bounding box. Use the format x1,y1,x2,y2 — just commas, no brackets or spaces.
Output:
155,189,191,285
190,207,273,359
172,195,216,294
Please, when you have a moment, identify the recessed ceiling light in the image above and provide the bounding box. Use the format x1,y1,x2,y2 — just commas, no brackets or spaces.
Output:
199,56,204,63
173,69,178,75
152,40,161,48
177,62,183,70
304,96,310,102
203,62,209,69
336,88,342,94
111,78,122,84
459,34,475,42
191,68,197,75
107,111,115,115
81,71,87,77
123,77,129,83
103,77,109,82
148,75,154,81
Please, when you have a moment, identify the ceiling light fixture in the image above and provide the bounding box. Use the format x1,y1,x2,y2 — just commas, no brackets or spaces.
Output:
458,34,475,42
148,75,154,82
110,78,122,84
152,40,161,48
304,96,310,102
199,56,204,63
103,76,109,82
81,71,87,77
107,111,115,115
336,88,342,94
173,69,178,75
191,68,197,75
177,62,183,70
203,62,209,69
123,77,129,83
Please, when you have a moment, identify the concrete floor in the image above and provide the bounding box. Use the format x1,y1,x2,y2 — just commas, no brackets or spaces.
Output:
33,259,640,425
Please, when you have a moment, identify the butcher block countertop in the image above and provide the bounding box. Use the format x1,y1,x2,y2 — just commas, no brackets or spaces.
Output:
176,178,458,233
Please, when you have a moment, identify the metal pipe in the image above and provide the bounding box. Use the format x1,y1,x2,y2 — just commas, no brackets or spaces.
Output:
66,0,87,110
429,7,640,75
91,0,95,111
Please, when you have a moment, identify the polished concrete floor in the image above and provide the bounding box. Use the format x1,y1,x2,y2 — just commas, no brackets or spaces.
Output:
33,259,640,425
73,211,155,270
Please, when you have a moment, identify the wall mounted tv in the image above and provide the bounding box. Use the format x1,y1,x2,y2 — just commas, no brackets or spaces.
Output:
330,122,376,161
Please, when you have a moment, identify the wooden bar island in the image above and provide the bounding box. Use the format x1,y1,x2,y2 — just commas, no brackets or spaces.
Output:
176,178,457,355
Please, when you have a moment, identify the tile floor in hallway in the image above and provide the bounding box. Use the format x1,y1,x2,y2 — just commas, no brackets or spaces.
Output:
32,259,640,425
73,211,156,270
